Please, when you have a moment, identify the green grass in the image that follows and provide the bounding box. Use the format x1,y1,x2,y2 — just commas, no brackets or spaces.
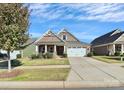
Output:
0,68,70,81
0,58,70,67
18,58,70,66
92,56,124,63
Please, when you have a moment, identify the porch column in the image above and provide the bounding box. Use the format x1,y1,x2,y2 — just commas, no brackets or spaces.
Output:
45,45,47,53
36,45,39,54
64,45,66,54
54,45,56,54
113,44,115,55
121,44,124,54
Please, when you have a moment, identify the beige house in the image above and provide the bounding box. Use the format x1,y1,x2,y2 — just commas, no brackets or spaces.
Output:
91,29,124,55
34,28,90,57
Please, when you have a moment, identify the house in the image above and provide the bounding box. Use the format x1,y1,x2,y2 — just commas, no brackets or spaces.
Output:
21,38,36,57
0,38,36,59
34,28,90,57
91,29,124,55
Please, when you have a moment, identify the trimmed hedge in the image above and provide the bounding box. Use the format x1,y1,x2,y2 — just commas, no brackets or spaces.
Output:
114,51,121,56
29,52,54,59
63,53,67,58
17,54,21,59
87,52,94,57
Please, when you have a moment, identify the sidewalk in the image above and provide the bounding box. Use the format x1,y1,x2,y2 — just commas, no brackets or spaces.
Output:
0,81,123,89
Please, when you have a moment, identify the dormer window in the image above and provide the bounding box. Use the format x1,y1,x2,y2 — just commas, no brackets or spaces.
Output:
63,35,67,40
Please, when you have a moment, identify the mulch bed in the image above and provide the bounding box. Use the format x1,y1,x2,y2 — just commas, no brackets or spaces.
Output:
0,69,23,78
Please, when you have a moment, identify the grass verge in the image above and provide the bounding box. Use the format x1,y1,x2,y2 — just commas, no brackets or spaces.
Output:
92,56,124,63
0,68,70,81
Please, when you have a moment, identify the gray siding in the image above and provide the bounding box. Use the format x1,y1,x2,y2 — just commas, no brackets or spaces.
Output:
93,46,108,55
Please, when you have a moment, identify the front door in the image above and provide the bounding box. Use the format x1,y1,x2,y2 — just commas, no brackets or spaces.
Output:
57,46,64,55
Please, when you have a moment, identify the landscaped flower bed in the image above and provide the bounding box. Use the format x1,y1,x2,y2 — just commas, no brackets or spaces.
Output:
0,70,23,78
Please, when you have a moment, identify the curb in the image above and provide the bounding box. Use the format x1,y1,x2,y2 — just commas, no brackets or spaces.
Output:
0,81,124,89
64,81,124,89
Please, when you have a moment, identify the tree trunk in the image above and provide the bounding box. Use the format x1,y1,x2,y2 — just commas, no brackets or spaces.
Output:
7,51,11,72
121,57,123,61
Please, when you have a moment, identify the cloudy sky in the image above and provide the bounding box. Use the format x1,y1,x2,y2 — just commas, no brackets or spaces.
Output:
29,3,124,43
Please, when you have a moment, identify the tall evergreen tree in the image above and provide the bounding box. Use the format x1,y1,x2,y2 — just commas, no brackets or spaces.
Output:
0,4,30,72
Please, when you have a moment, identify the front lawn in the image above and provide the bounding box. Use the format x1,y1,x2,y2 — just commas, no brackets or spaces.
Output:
19,58,70,66
92,56,124,63
0,58,70,67
0,68,70,81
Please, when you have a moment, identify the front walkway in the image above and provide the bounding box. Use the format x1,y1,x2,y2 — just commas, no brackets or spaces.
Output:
67,57,124,84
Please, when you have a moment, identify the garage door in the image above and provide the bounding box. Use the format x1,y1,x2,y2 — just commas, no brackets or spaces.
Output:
67,48,86,57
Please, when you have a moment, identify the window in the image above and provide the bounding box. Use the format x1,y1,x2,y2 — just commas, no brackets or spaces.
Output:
50,47,53,52
63,35,67,40
48,46,54,53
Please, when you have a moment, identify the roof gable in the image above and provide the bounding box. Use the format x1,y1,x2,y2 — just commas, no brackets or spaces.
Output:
91,29,124,46
35,30,64,44
57,28,80,42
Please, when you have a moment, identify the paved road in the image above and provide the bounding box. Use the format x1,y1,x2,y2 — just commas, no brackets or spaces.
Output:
67,57,124,85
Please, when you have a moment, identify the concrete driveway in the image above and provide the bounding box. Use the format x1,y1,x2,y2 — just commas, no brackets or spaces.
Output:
67,57,124,84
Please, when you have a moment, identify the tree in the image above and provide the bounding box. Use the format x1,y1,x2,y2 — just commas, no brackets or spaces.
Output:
0,4,30,72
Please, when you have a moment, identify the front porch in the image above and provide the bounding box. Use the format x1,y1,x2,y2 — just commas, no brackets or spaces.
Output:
108,44,124,55
36,45,65,55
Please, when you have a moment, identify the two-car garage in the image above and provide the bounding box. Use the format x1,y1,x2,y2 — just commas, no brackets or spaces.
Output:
67,47,87,57
66,41,90,57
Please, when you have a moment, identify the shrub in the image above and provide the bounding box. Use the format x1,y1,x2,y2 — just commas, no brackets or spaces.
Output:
11,60,23,66
63,53,67,58
87,52,94,57
114,51,121,56
46,52,53,58
42,53,47,59
38,53,43,59
16,54,21,59
42,52,53,59
30,54,39,59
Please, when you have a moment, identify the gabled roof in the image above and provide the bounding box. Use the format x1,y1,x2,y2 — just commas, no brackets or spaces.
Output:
19,38,36,49
34,29,64,45
58,28,80,42
91,29,124,46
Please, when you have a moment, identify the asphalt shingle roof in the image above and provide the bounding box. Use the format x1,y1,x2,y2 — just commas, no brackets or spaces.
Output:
34,30,64,45
91,29,124,46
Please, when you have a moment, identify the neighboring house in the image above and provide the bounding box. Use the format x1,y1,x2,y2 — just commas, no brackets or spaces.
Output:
0,38,36,59
91,29,124,55
21,38,36,57
34,28,90,57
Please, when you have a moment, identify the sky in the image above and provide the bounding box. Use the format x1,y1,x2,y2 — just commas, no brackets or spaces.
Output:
29,3,124,43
